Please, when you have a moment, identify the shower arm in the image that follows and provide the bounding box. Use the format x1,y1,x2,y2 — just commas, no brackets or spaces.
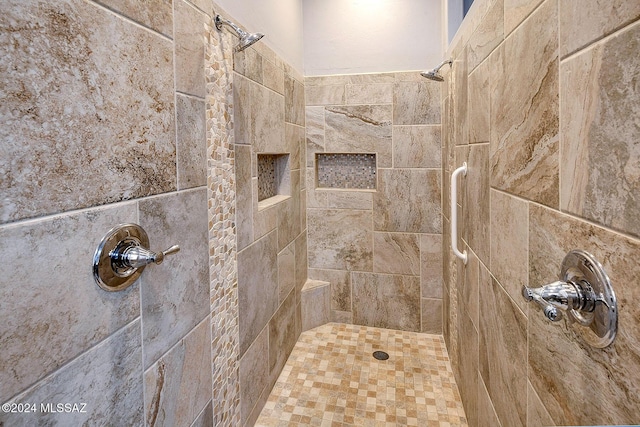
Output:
432,59,452,73
215,15,248,38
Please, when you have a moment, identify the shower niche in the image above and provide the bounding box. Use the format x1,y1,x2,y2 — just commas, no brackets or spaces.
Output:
258,153,290,209
315,153,377,190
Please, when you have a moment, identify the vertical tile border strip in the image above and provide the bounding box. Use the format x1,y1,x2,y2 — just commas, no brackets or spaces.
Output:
205,15,240,427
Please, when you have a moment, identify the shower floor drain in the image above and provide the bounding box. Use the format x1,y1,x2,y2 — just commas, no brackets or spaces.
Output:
372,351,389,360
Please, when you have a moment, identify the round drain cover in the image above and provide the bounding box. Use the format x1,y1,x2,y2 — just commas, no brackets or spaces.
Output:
373,351,389,360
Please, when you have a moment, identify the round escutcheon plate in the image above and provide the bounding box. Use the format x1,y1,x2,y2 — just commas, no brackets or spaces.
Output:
93,224,149,292
560,250,617,348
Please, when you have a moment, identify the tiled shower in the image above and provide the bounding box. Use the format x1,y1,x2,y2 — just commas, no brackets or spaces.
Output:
1,1,639,427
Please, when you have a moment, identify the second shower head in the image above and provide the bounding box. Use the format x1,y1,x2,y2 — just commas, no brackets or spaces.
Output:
215,15,264,53
421,59,453,82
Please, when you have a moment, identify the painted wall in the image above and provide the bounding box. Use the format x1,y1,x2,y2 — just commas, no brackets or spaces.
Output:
215,0,304,74
303,0,443,76
442,0,640,425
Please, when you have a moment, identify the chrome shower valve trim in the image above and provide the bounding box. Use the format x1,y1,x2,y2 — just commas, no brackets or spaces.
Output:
522,250,617,348
93,223,180,292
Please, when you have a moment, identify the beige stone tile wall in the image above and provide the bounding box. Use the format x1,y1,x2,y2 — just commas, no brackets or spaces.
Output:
443,0,640,425
231,32,307,427
0,0,237,425
305,72,444,334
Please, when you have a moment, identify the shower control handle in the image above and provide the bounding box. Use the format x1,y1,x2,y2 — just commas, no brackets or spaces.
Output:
112,243,180,269
521,250,618,349
522,280,591,322
93,224,181,292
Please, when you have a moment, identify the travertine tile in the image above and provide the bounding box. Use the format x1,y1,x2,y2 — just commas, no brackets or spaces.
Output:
478,377,501,427
305,75,349,86
308,209,373,271
0,203,139,402
349,73,395,84
191,401,213,427
301,281,331,332
256,323,467,427
269,288,298,376
527,381,555,427
263,58,284,95
468,60,490,144
305,106,325,167
239,325,269,426
393,80,441,125
278,242,296,304
462,249,480,330
490,0,559,208
393,125,442,168
235,144,254,251
233,73,252,145
285,123,303,173
294,232,308,296
306,169,328,209
422,298,443,334
0,320,143,426
276,170,301,251
421,234,443,299
237,230,279,356
468,0,504,71
479,276,527,427
205,17,240,425
177,94,207,190
373,232,420,276
252,82,285,152
331,310,353,323
529,204,640,425
139,188,210,369
285,75,305,126
325,105,393,168
175,0,205,97
346,83,393,105
452,48,468,146
0,0,176,224
490,190,528,311
234,47,263,84
305,84,345,106
326,190,373,210
93,0,173,36
559,0,640,57
560,20,640,239
353,273,421,331
308,268,351,312
504,0,544,36
144,318,212,427
463,144,489,264
458,313,478,427
374,169,442,233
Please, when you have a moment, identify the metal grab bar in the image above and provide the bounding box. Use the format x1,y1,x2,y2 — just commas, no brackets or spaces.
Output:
450,163,467,264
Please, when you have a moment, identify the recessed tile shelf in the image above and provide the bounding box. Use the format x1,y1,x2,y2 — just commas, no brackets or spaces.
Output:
258,153,290,209
316,153,377,190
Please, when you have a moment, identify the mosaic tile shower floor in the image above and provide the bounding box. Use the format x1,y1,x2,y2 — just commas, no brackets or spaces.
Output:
255,323,468,427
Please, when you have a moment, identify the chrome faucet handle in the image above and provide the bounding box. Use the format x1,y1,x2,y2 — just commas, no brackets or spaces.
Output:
522,285,562,321
521,250,618,348
93,224,180,292
118,244,180,268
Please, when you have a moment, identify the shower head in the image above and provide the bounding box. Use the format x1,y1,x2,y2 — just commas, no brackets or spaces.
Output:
215,15,264,53
420,59,453,82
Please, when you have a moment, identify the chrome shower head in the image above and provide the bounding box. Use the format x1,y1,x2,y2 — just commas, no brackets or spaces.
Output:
420,59,453,82
215,15,264,53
